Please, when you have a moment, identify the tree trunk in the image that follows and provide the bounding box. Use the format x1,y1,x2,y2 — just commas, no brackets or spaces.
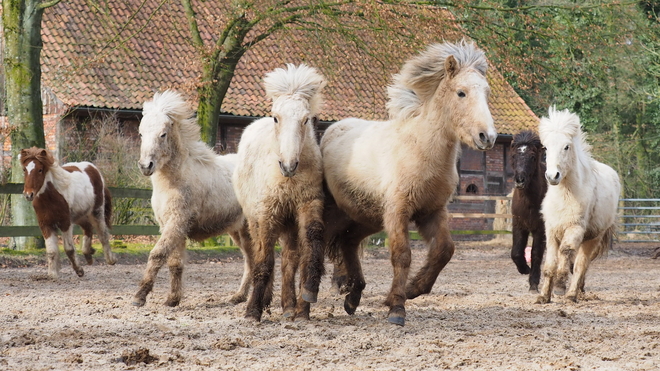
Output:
2,0,47,249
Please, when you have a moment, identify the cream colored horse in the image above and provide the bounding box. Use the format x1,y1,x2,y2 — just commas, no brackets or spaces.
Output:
537,107,620,304
321,41,497,326
233,64,326,321
133,90,253,307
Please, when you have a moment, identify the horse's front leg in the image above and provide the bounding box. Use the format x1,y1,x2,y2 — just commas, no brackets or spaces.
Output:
529,229,546,292
537,234,560,304
62,228,84,277
511,225,531,275
565,237,599,302
43,229,61,279
245,219,277,322
133,223,187,307
555,225,585,297
406,208,455,300
298,198,325,304
383,205,412,326
279,224,300,319
229,223,254,304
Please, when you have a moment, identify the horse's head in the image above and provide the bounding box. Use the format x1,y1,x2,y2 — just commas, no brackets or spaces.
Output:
539,107,585,186
138,91,190,176
19,147,53,201
264,64,326,178
441,53,496,150
511,131,544,189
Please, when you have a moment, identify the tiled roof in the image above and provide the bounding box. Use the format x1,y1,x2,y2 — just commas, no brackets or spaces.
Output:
39,0,537,135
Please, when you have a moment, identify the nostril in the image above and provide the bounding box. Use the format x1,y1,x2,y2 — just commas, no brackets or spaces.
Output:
148,162,154,170
554,172,560,180
292,161,299,172
479,132,487,143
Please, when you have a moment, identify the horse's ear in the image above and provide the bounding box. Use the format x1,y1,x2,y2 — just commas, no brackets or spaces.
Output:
39,149,48,158
445,55,459,78
19,149,28,162
312,116,319,126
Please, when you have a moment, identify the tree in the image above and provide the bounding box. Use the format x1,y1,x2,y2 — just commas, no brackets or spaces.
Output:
2,0,63,249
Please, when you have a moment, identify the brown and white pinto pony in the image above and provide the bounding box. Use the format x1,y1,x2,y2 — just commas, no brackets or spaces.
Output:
321,41,497,326
510,130,547,292
20,147,116,278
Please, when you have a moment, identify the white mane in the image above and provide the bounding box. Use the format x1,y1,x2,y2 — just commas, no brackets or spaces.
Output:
143,90,215,163
263,63,326,115
539,106,592,155
386,40,488,120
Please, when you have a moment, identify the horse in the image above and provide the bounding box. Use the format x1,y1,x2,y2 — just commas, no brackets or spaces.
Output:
133,90,253,307
19,147,117,278
510,130,547,292
321,40,497,326
536,107,620,304
233,64,326,321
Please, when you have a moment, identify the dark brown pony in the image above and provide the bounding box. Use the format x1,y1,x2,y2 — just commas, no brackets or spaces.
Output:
510,131,547,291
20,147,116,278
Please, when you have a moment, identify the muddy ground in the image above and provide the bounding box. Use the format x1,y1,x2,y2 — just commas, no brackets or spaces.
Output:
1,241,659,370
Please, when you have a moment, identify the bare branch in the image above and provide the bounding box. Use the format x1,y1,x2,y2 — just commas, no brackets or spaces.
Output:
181,0,204,48
38,0,63,10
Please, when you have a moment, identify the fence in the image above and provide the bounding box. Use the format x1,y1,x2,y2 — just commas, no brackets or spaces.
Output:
0,183,159,237
618,199,660,243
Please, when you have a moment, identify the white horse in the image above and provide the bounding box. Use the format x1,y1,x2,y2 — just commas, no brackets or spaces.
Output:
537,107,620,304
133,90,253,307
321,41,497,326
233,64,326,321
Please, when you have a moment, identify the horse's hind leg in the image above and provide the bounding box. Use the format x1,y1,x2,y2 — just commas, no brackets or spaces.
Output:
133,228,185,307
92,209,116,265
229,224,253,304
165,241,186,307
511,227,531,275
79,220,95,265
529,230,546,292
383,204,414,326
406,209,455,300
62,228,85,277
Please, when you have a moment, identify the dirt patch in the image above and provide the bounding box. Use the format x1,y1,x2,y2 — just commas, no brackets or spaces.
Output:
1,242,659,370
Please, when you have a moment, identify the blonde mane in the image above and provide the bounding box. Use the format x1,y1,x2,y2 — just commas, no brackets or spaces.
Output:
386,40,488,120
263,63,326,114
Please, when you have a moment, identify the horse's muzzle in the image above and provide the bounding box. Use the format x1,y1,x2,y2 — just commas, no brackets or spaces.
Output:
279,160,299,178
139,161,155,176
474,131,496,150
23,192,34,202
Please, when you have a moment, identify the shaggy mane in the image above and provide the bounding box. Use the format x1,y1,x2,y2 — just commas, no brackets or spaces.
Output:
143,90,216,163
539,106,592,155
512,130,542,149
20,147,55,169
263,64,326,114
387,40,488,120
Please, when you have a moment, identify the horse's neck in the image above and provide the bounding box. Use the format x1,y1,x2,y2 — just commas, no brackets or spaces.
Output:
558,155,594,201
414,109,461,167
46,165,73,191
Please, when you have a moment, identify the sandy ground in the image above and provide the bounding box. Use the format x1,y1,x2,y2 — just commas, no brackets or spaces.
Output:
1,241,660,370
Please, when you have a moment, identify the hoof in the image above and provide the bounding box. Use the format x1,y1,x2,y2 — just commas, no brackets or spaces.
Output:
344,298,357,315
529,284,539,293
245,310,262,322
229,294,247,305
106,256,117,266
301,288,318,303
84,255,94,265
132,297,146,307
282,309,295,319
388,305,406,326
388,315,405,326
164,297,180,307
343,291,362,315
75,268,85,277
535,295,550,304
566,294,578,303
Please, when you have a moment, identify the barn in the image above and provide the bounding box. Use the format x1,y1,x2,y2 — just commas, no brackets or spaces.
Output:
1,0,538,235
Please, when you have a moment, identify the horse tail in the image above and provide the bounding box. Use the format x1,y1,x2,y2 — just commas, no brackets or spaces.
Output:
104,187,113,230
594,224,615,260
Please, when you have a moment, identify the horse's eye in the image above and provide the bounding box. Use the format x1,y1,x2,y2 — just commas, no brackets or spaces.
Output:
457,90,466,98
39,169,43,173
273,117,279,124
160,133,166,138
564,145,570,151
